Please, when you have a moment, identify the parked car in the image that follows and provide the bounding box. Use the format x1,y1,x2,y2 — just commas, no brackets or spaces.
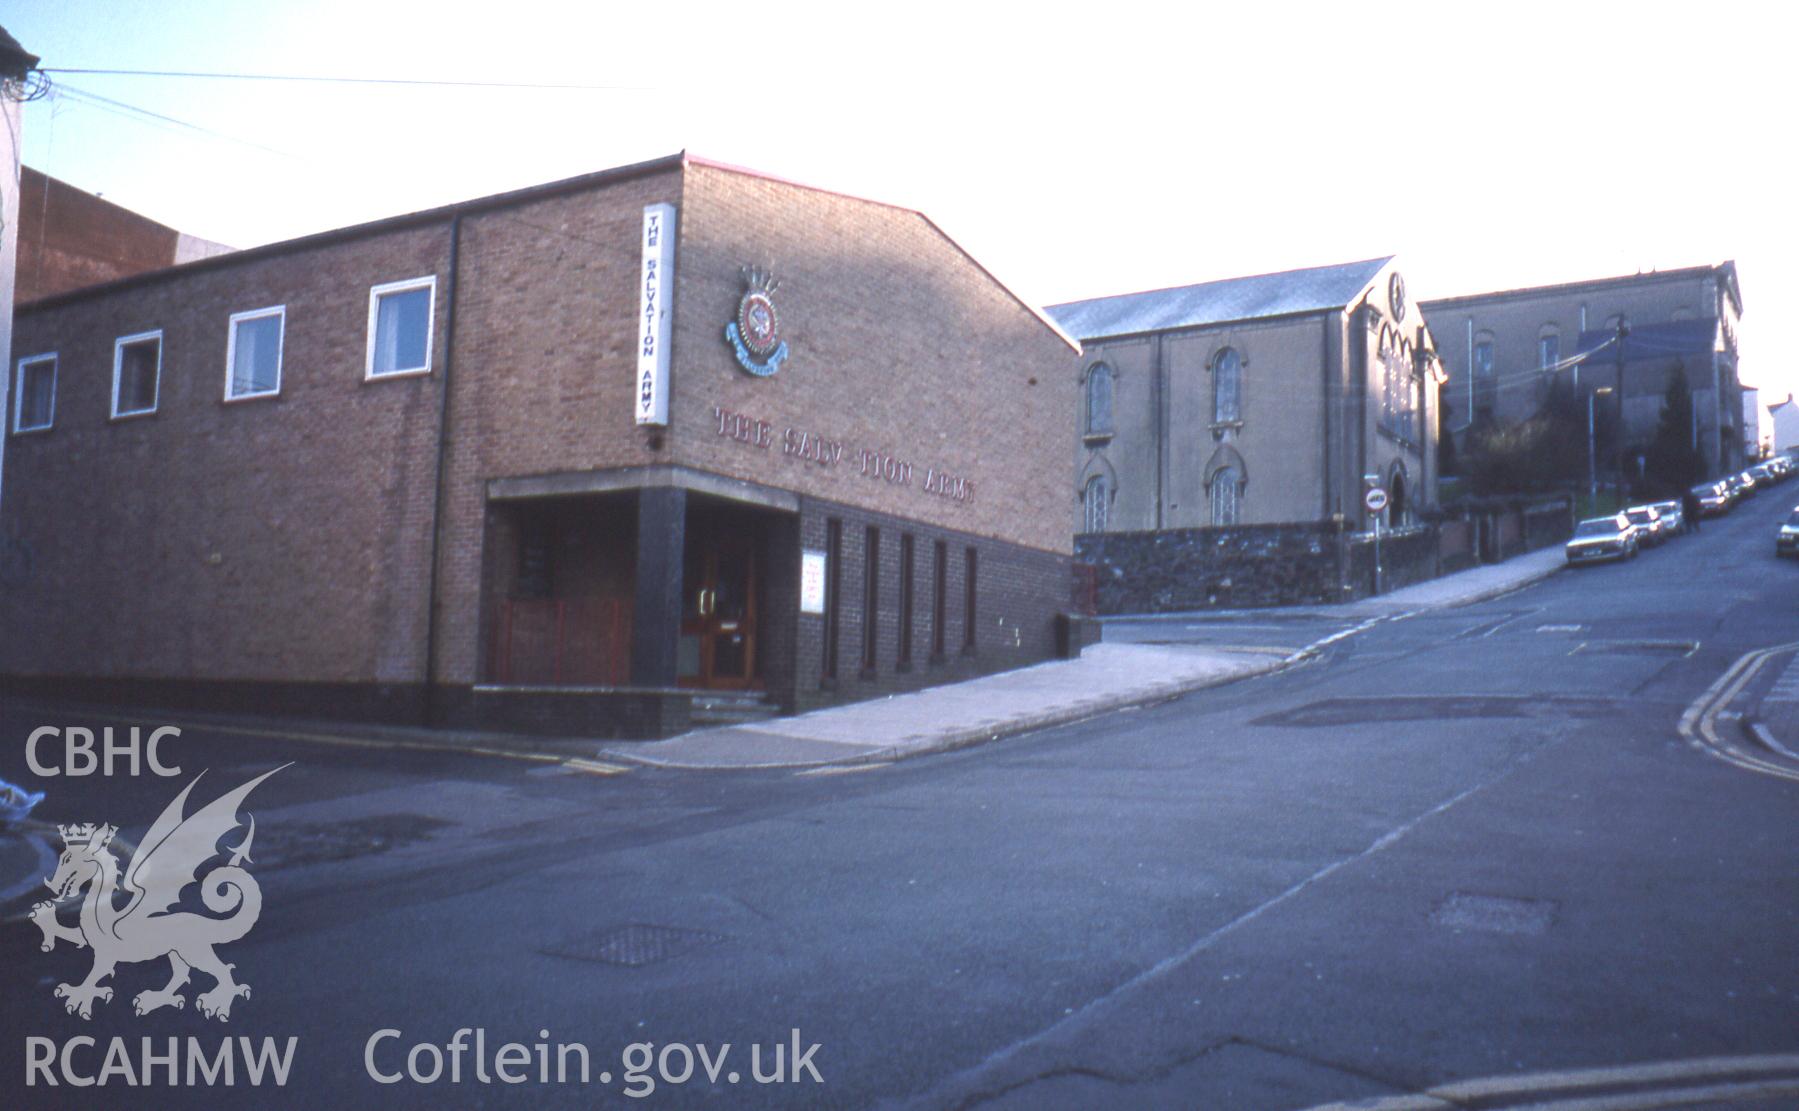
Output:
1779,507,1799,559
1624,505,1667,547
1566,514,1639,565
1649,499,1686,536
1692,481,1733,516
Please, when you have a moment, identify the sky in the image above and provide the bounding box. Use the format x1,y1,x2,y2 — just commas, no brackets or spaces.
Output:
6,0,1794,400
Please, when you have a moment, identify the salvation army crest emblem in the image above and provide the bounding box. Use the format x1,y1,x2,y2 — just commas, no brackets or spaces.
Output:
726,266,789,377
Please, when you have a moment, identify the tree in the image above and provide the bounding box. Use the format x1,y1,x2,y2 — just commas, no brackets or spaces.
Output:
1645,365,1704,494
1461,378,1587,495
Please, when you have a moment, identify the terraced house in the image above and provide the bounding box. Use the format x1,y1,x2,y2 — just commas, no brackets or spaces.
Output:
1,153,1080,737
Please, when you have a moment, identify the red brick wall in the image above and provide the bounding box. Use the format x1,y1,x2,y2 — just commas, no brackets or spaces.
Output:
668,162,1076,556
16,168,183,303
3,222,452,685
429,168,683,685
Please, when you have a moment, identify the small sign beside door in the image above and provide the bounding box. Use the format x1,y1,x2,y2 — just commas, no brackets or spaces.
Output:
1364,486,1389,514
800,549,828,614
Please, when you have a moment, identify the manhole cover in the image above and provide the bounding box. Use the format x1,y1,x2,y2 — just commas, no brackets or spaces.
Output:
1430,892,1557,936
542,924,728,967
1573,640,1698,657
1254,695,1619,727
252,814,451,870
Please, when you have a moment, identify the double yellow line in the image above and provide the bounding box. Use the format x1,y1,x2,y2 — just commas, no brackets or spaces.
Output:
1676,640,1799,784
34,707,632,777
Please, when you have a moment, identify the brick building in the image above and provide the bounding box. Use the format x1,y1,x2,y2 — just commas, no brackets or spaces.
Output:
0,24,38,518
14,166,235,304
1419,263,1744,477
1,153,1080,737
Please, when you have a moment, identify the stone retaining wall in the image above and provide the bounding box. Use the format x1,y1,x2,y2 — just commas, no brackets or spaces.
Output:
1076,496,1573,615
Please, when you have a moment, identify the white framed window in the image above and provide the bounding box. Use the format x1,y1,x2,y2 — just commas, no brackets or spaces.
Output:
13,353,57,432
226,305,285,400
112,330,163,418
365,276,436,379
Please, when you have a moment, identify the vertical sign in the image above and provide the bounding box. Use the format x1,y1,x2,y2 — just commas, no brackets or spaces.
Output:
636,202,676,426
800,550,828,615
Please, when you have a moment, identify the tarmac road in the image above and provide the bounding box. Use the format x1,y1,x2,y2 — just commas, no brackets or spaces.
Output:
1,486,1796,1109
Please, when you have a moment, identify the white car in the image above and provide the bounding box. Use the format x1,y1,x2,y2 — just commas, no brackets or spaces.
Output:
1624,505,1667,547
1778,507,1799,559
1566,514,1639,565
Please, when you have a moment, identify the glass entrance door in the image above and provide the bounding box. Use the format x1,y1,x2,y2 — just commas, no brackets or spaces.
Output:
678,510,761,689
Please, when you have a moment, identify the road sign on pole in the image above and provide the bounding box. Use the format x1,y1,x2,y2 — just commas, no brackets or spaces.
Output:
1364,486,1389,514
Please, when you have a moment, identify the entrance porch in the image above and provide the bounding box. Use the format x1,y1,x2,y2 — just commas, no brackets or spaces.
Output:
473,472,799,737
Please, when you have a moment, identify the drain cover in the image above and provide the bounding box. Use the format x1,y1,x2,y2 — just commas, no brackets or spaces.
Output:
1255,695,1618,727
1430,893,1556,936
542,924,728,967
253,814,451,870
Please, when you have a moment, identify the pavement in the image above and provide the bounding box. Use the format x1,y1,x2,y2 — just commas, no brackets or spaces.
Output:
603,544,1568,770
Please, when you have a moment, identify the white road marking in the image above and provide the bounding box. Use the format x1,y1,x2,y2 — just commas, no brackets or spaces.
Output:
922,759,1524,1106
1301,1053,1799,1111
1476,606,1541,638
1762,652,1799,703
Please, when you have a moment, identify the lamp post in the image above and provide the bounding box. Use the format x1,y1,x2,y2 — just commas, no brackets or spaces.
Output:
1589,386,1614,509
1614,319,1630,506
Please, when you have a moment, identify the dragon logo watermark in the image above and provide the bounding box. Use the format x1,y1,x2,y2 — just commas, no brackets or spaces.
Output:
29,765,288,1023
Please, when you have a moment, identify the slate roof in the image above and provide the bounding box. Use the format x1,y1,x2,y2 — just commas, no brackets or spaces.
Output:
1573,318,1718,364
1045,256,1392,341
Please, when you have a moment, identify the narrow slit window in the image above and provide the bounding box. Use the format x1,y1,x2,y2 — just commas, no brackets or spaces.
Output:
898,534,915,666
932,540,948,658
963,547,978,651
823,519,843,680
862,526,881,672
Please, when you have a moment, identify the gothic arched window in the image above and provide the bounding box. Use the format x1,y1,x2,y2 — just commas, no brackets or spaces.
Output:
1209,466,1240,526
1085,363,1114,436
1083,474,1111,533
1213,347,1242,425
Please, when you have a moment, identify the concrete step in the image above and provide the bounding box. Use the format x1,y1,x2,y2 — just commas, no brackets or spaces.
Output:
689,692,781,727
